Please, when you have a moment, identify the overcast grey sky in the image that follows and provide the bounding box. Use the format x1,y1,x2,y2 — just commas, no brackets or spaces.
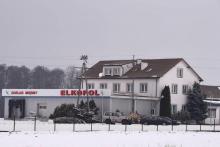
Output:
0,0,220,85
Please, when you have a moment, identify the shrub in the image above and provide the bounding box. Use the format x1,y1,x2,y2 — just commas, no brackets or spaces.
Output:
128,112,141,123
49,100,100,121
49,104,76,119
171,110,191,123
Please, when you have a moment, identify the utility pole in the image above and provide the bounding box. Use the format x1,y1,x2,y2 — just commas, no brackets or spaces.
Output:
80,55,89,112
131,55,135,113
76,69,82,107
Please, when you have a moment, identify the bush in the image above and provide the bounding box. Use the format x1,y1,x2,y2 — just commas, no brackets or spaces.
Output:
171,111,191,123
128,112,141,124
49,100,100,123
49,104,76,119
54,117,86,124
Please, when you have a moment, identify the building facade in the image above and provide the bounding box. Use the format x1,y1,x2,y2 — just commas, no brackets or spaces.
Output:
1,58,204,120
201,85,220,124
2,89,111,119
81,58,202,116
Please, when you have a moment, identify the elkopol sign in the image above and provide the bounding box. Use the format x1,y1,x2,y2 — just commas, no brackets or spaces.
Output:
60,90,99,96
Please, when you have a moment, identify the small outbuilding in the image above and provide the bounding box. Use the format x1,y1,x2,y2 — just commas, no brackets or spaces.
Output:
201,85,220,124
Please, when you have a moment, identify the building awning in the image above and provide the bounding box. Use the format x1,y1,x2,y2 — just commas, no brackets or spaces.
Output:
204,100,220,106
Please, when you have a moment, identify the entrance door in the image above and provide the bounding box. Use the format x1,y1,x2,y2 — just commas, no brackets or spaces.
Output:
9,99,25,119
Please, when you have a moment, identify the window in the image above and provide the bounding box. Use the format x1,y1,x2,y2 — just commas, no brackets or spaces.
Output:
126,83,133,93
100,83,107,89
177,68,183,78
151,108,156,115
104,68,112,76
182,85,189,94
172,84,178,94
171,104,177,114
182,105,186,111
208,108,216,118
38,103,47,109
104,67,121,76
87,83,94,89
113,83,120,93
140,83,148,93
39,105,47,109
113,68,120,76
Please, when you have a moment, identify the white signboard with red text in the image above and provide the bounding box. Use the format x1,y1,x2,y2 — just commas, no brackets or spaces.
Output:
2,89,111,97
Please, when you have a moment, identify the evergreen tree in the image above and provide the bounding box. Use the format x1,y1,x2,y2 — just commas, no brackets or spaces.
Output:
186,82,207,122
160,86,171,117
89,100,99,114
79,100,86,109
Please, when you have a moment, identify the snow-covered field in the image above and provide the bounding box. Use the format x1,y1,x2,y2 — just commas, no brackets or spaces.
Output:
0,119,220,147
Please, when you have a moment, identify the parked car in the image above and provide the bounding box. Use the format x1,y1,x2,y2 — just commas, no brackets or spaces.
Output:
160,117,181,125
103,112,130,124
121,118,132,125
140,116,180,125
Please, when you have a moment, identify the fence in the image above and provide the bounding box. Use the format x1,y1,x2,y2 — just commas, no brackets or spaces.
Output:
0,118,220,132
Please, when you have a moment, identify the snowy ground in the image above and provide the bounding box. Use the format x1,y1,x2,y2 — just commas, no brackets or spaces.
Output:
0,119,220,147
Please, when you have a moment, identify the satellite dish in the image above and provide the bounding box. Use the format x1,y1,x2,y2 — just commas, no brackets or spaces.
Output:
99,73,103,77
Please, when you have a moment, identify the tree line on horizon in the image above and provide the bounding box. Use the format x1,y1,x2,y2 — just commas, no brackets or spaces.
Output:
0,64,81,90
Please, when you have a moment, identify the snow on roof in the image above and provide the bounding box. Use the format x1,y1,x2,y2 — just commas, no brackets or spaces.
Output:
204,100,220,104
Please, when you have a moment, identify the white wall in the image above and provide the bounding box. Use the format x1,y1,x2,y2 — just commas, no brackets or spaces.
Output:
110,98,159,116
4,97,110,118
158,60,201,112
135,100,159,116
111,98,132,115
83,78,158,97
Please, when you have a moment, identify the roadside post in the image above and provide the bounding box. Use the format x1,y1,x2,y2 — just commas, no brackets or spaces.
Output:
213,119,216,132
72,116,75,132
171,119,173,131
125,124,127,132
200,123,202,132
54,118,56,132
13,114,16,132
108,116,111,131
91,121,93,131
34,115,37,131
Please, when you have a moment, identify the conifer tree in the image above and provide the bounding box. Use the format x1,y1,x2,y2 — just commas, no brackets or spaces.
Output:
186,82,207,122
160,86,171,117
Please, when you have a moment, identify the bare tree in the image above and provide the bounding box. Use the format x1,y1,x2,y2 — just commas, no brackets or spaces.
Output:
6,65,30,88
31,66,50,88
48,68,65,89
0,64,6,90
64,66,80,89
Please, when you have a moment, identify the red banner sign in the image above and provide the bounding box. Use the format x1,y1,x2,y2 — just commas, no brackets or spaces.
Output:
60,90,100,96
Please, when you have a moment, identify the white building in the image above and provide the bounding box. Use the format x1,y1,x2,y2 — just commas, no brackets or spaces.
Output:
2,58,204,120
2,89,111,119
81,58,203,116
201,85,220,124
